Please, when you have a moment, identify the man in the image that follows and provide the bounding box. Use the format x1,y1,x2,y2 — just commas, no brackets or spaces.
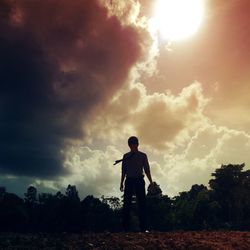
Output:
120,136,153,232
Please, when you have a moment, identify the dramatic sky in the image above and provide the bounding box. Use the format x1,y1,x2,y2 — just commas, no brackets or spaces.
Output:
1,0,250,198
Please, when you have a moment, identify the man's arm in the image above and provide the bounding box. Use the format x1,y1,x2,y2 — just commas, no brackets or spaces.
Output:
145,170,153,184
120,172,126,192
120,155,126,192
143,154,153,184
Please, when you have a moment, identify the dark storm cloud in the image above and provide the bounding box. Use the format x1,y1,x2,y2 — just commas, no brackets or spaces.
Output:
0,0,142,177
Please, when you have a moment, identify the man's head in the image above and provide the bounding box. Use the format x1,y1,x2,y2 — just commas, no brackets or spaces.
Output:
128,136,139,151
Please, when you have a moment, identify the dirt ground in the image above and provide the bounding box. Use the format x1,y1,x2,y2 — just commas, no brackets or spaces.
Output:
1,231,250,249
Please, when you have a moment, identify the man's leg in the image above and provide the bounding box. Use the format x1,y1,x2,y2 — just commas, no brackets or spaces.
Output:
135,178,147,232
122,178,133,231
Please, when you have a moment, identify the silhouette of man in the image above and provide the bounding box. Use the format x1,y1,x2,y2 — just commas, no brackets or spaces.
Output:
120,136,153,232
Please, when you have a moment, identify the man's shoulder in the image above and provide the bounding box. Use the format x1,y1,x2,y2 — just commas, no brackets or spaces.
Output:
123,151,147,158
123,152,132,157
138,151,147,157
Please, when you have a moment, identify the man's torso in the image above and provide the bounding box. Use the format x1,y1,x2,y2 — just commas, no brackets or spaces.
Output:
122,151,148,178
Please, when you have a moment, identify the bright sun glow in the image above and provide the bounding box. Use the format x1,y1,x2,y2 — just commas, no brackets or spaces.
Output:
150,0,205,41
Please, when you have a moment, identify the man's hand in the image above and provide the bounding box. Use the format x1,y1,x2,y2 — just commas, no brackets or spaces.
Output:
120,182,124,192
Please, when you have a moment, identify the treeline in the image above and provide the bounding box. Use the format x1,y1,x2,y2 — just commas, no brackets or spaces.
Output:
1,163,250,232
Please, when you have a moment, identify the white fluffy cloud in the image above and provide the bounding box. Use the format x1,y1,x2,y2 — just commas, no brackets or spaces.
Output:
64,74,250,198
59,146,123,197
84,81,209,151
155,124,250,196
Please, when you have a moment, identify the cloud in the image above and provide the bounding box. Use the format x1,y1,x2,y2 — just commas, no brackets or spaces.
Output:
81,76,250,197
47,120,250,198
100,0,141,25
5,120,250,198
2,0,250,199
139,0,250,134
133,82,208,150
158,124,250,196
85,81,209,151
53,0,250,197
61,145,123,197
0,145,123,198
0,0,143,177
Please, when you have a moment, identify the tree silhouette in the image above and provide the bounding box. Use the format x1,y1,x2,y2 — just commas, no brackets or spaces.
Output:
1,163,250,232
25,186,37,205
66,185,80,201
209,163,250,229
0,190,26,232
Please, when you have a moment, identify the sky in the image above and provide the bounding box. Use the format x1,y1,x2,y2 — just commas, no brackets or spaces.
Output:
1,0,250,198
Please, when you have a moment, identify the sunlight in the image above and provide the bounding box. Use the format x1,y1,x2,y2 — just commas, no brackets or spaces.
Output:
150,0,205,41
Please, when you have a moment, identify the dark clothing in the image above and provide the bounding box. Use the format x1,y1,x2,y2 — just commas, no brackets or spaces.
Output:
121,150,150,231
122,151,150,178
122,176,147,232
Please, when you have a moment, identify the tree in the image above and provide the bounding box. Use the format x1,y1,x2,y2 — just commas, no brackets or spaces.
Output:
66,185,80,201
0,187,6,202
24,186,38,230
101,196,122,210
209,163,248,229
173,184,209,230
81,195,116,232
24,186,37,205
147,194,173,231
0,191,26,232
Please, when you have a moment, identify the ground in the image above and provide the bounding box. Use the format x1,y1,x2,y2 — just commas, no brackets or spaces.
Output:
1,231,250,249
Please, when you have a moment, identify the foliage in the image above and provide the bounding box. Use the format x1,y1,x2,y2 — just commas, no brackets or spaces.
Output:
1,163,250,232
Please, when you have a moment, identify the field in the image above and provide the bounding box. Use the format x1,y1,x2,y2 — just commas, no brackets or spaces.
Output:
1,231,250,249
